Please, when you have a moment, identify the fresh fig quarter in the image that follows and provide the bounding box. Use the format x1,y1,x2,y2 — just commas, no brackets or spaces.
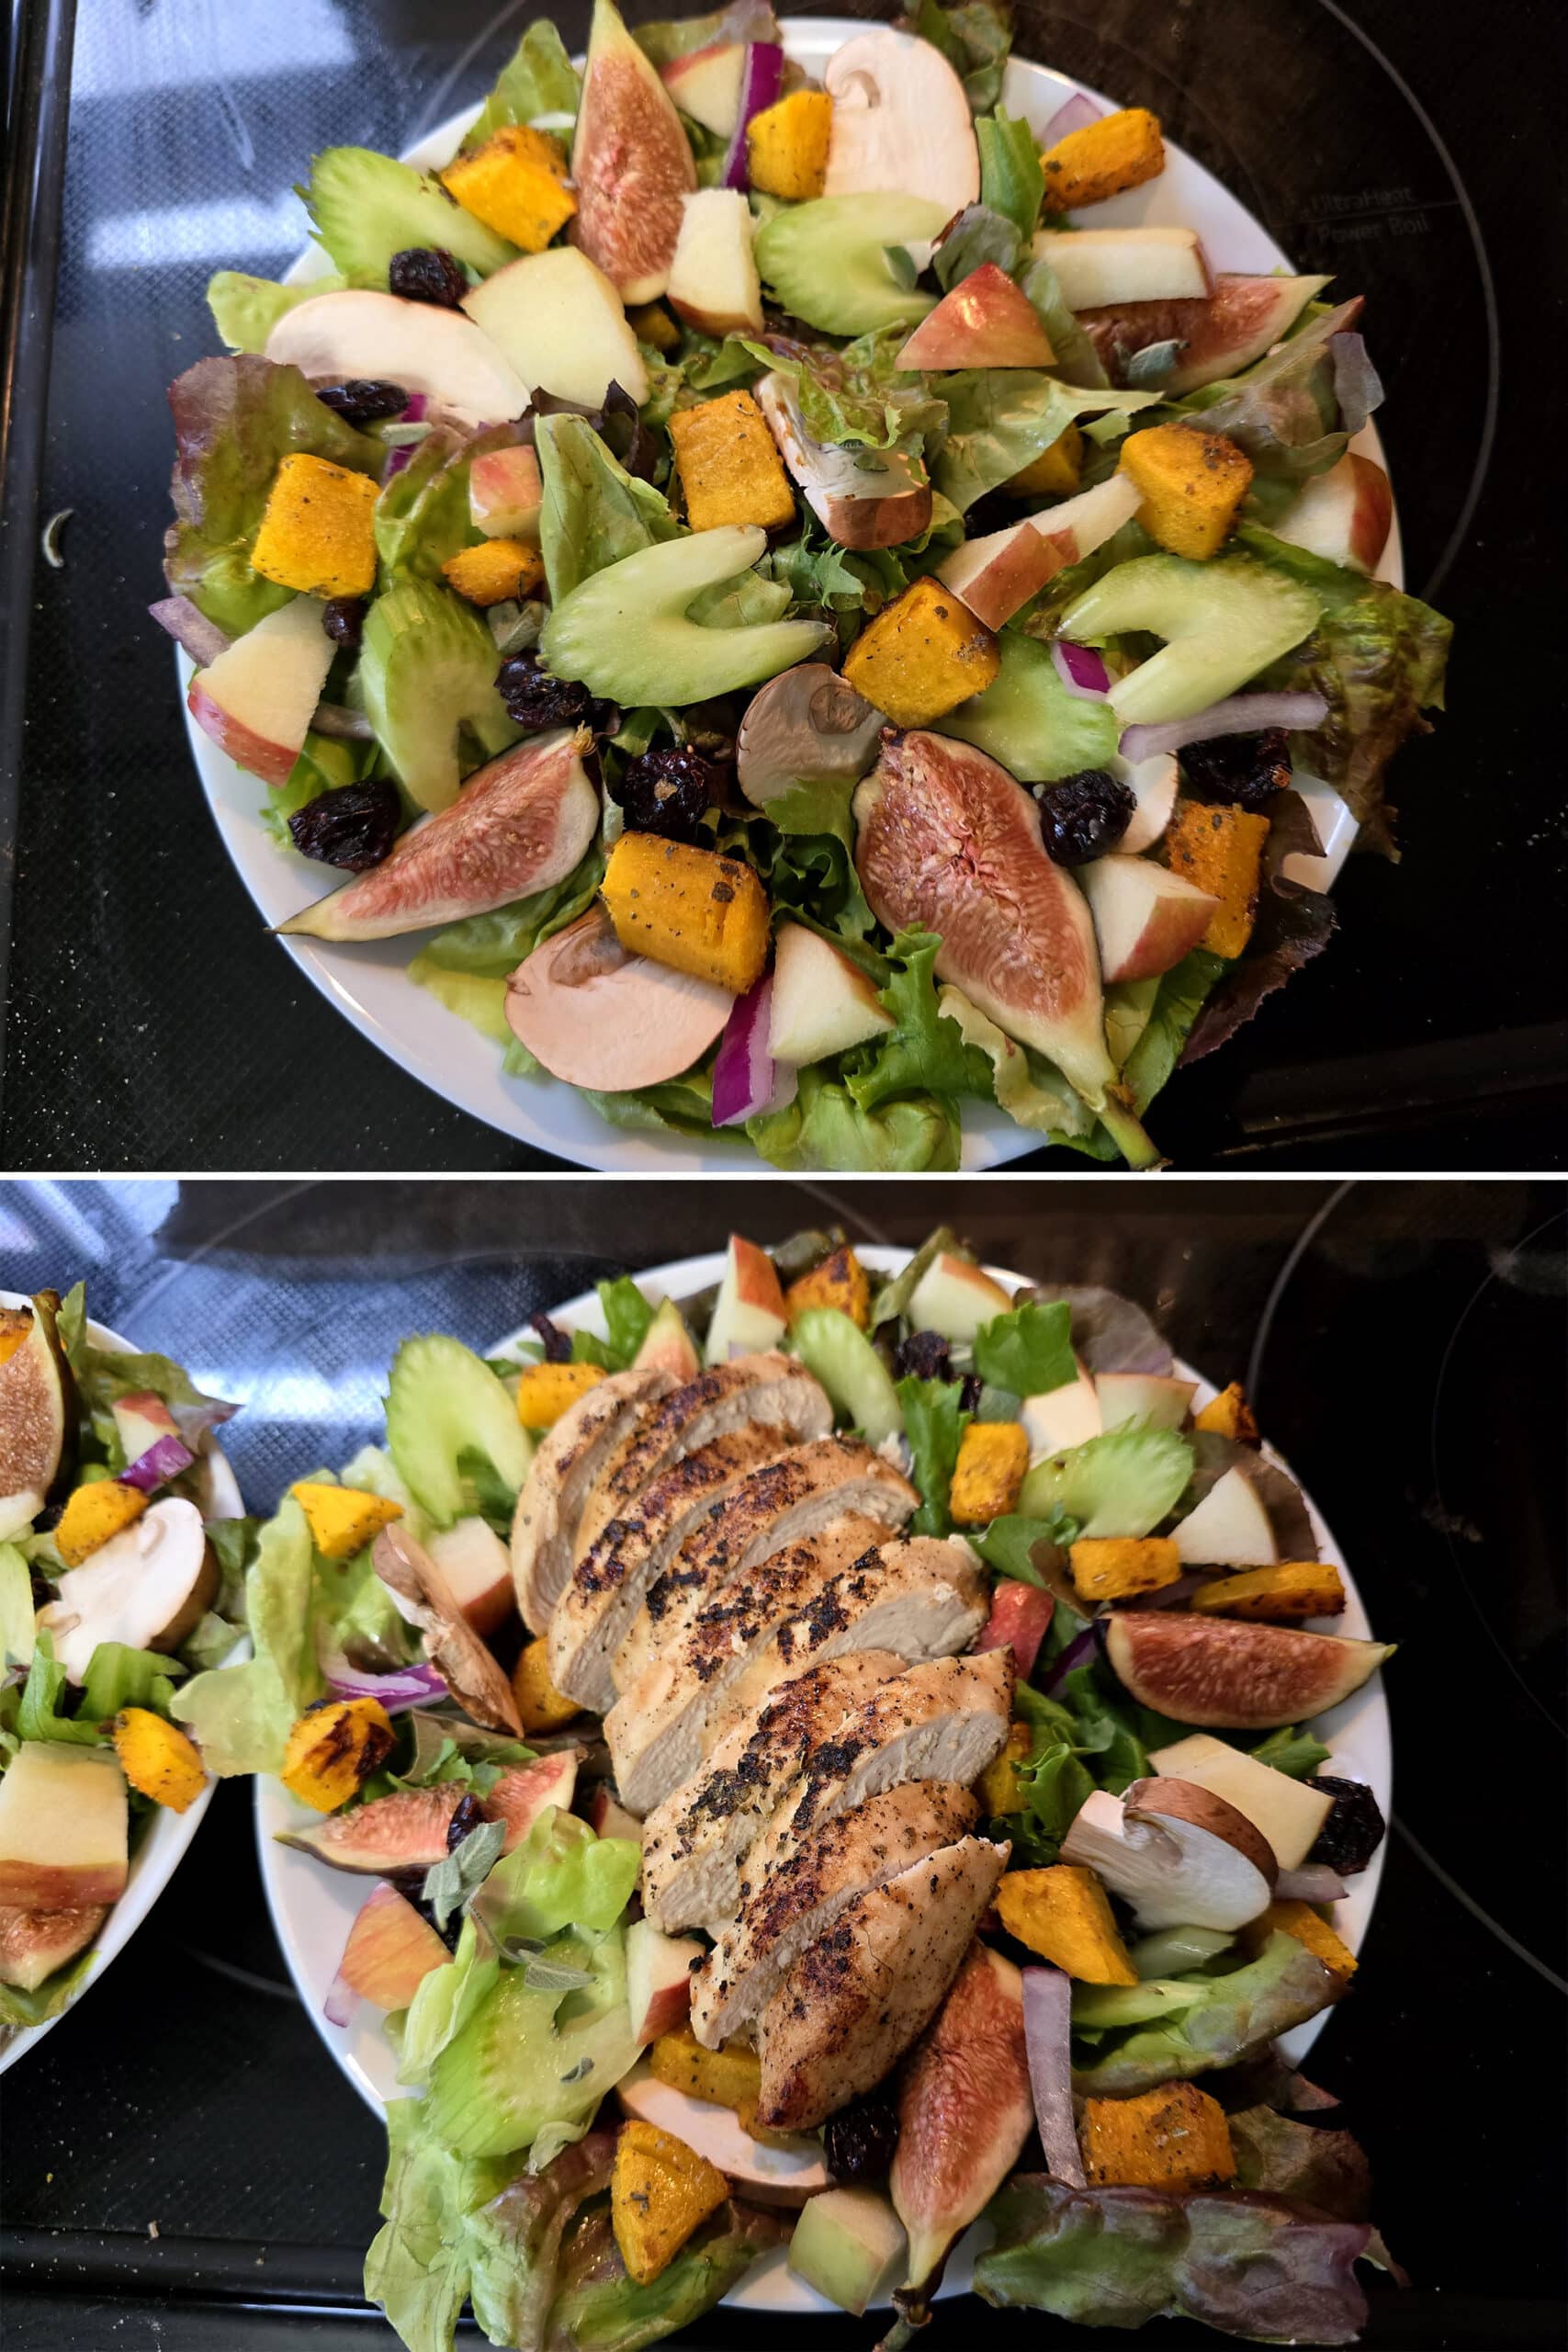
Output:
570,0,696,303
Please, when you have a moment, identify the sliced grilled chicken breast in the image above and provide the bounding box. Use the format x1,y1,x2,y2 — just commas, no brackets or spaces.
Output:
610,1439,918,1694
545,1424,794,1713
571,1354,831,1566
640,1654,907,1934
755,1839,1010,2130
691,1781,980,2049
510,1366,673,1632
606,1531,986,1815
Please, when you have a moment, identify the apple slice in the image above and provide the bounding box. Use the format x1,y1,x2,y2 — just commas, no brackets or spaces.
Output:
975,1579,1055,1678
626,1916,704,2041
768,924,894,1067
424,1515,514,1639
463,247,648,413
186,598,335,790
660,39,746,135
468,445,543,542
1274,451,1393,577
705,1235,787,1364
1116,752,1179,854
634,1296,701,1385
110,1390,180,1469
1032,227,1209,309
1172,1466,1278,1568
907,1251,1011,1344
938,474,1142,632
0,1744,129,1910
896,264,1054,372
617,2061,832,2203
667,188,763,336
1095,1372,1196,1432
1020,1357,1101,1456
1148,1732,1332,1871
590,1786,643,1841
265,288,529,430
1078,854,1218,983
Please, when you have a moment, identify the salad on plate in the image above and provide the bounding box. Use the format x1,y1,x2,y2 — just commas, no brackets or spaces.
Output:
160,1,1451,1170
193,1228,1401,2346
0,1286,251,2050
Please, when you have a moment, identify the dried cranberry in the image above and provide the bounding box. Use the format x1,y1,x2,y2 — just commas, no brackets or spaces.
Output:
315,379,409,426
530,1313,573,1363
497,653,596,731
1305,1775,1386,1875
1179,727,1291,812
446,1793,485,1852
610,746,717,843
824,2094,899,2183
894,1329,952,1384
960,1373,984,1414
1038,770,1134,865
288,778,400,873
389,247,468,308
321,597,366,650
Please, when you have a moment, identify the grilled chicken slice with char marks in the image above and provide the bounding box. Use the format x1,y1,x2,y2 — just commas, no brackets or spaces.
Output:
639,1654,907,1934
545,1424,795,1713
610,1438,918,1694
510,1367,673,1633
691,1781,980,2049
756,1838,1010,2131
641,1650,1012,1933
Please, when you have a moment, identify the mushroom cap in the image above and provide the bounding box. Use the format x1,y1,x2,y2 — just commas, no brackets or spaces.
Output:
373,1522,523,1736
505,906,732,1091
1123,1775,1280,1891
737,663,885,808
1061,1774,1277,1934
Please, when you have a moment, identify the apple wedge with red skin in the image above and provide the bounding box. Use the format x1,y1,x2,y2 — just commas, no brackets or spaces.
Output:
626,1916,704,2041
1078,854,1218,984
506,904,732,1091
976,1580,1055,1679
667,188,763,337
1104,1611,1393,1730
939,474,1142,632
424,1515,516,1639
633,1297,701,1385
468,444,543,542
282,727,598,944
896,264,1055,372
336,1882,450,2011
659,39,745,136
705,1233,787,1363
1275,451,1393,576
187,596,335,790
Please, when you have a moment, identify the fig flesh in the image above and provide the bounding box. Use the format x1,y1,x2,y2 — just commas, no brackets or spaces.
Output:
0,1293,74,1543
336,1881,450,2009
890,1941,1032,2309
571,0,697,303
0,1902,107,1994
853,730,1116,1113
1079,274,1331,396
276,1782,464,1874
481,1751,579,1851
505,904,732,1091
1103,1612,1393,1730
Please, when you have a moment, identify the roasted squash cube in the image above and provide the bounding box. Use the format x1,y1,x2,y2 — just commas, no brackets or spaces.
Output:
513,1359,605,1430
440,125,575,253
1069,1535,1181,1603
1041,107,1166,212
251,453,378,597
1118,422,1253,560
1161,800,1270,958
55,1480,148,1567
842,575,999,727
1251,1897,1358,1980
784,1246,871,1331
747,89,834,200
281,1696,396,1813
667,390,796,533
1191,1560,1347,1622
995,1863,1138,1984
648,2025,761,2112
612,2118,729,2285
291,1481,403,1560
602,832,771,996
950,1422,1030,1527
627,301,682,355
1009,422,1083,499
1081,2081,1235,2191
112,1710,207,1813
978,1720,1032,1816
441,537,545,606
512,1635,581,1733
1193,1381,1259,1443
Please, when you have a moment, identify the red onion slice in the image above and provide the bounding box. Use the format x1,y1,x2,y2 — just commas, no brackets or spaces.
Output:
323,1962,357,2029
712,971,795,1126
1119,689,1328,765
719,41,785,190
1041,90,1101,147
149,595,229,668
1021,1965,1085,2186
1275,1863,1348,1905
1041,1623,1098,1693
1051,639,1111,699
399,391,428,424
318,1646,451,1713
119,1433,197,1493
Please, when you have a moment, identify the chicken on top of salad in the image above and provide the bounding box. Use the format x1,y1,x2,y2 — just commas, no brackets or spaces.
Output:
182,1228,1402,2348
0,1289,250,2041
161,0,1450,1170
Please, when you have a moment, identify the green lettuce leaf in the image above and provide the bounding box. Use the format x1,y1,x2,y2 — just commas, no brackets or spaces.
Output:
902,0,1014,114
375,426,508,584
206,269,347,354
464,18,580,149
164,355,380,638
0,1948,97,2034
897,1375,971,1536
1015,258,1109,389
759,328,947,456
582,1070,717,1136
547,2202,786,2352
844,931,993,1112
594,1279,656,1369
536,416,680,604
1072,1931,1343,2096
1179,300,1367,484
398,1913,500,2088
977,116,1044,240
1121,948,1230,1114
79,1643,186,1723
1248,1724,1331,1780
973,1300,1074,1396
15,1634,106,1747
172,1495,317,1774
935,986,1108,1148
936,374,1156,511
477,1808,641,1944
748,1066,961,1170
969,1513,1076,1587
751,786,877,944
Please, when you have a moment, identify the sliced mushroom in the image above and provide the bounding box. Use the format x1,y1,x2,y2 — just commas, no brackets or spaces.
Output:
736,663,886,808
39,1498,217,1683
755,372,931,552
373,1522,524,1737
822,28,980,220
505,905,732,1091
1060,1777,1277,1932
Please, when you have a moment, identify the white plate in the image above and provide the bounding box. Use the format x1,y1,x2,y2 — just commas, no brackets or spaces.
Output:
0,1297,245,2075
256,1247,1391,2315
180,19,1401,1167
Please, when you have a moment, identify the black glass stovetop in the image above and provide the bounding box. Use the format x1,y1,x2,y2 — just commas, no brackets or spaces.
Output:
0,1177,1563,2348
1,0,1564,1170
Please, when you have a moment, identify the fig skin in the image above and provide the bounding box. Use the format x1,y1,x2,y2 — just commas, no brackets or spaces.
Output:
0,1902,107,1994
570,0,696,303
1104,1612,1393,1730
276,1783,464,1873
0,1291,77,1539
